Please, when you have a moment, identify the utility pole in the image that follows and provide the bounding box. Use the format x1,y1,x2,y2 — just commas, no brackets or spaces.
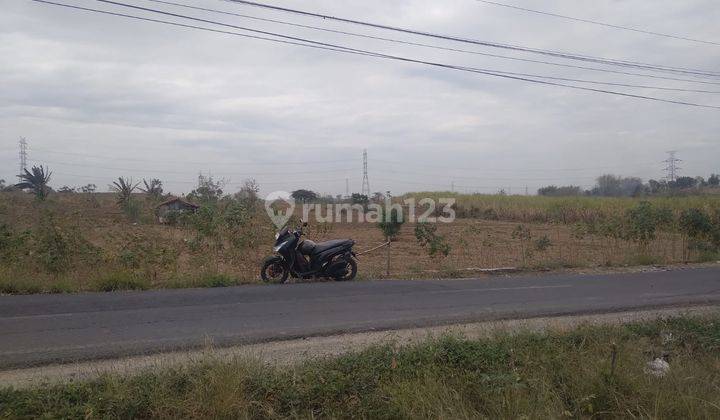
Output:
451,181,454,192
18,137,28,179
345,178,349,197
361,149,370,196
663,151,681,182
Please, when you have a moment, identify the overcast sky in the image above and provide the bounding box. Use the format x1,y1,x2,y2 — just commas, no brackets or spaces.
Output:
1,0,719,196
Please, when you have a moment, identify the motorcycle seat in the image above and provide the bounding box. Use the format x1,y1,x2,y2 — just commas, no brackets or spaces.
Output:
311,239,354,255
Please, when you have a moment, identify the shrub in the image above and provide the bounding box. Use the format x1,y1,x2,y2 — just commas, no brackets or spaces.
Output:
414,222,451,257
679,208,715,241
623,201,672,248
34,216,71,274
533,235,553,252
378,205,404,240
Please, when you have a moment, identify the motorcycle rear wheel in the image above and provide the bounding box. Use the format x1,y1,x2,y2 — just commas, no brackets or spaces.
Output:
261,258,289,283
334,259,357,281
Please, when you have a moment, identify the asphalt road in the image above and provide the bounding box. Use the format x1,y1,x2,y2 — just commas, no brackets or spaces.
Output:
1,267,719,368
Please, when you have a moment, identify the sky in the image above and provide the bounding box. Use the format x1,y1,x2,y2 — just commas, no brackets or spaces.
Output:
1,0,719,196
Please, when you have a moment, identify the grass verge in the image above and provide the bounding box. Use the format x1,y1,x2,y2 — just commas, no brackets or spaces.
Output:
2,316,720,419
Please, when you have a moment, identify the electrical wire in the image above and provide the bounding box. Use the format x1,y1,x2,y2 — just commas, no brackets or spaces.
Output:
143,0,720,88
221,0,720,78
31,0,720,109
32,157,361,176
29,146,358,166
474,0,720,46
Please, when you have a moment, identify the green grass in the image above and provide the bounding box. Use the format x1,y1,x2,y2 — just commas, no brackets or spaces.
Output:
2,315,720,419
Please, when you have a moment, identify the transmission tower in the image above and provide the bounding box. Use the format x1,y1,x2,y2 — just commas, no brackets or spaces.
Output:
663,151,682,182
18,137,28,179
361,149,370,196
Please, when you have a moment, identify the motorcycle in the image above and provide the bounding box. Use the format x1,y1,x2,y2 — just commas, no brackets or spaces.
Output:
260,222,358,283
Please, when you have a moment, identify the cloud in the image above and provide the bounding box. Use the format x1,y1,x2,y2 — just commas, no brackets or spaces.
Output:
1,0,718,194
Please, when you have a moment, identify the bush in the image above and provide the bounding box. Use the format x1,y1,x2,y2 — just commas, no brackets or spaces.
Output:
34,216,71,274
377,205,404,240
533,235,553,252
623,201,672,248
414,222,451,257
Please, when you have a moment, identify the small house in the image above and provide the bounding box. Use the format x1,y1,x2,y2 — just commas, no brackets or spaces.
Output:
156,197,199,224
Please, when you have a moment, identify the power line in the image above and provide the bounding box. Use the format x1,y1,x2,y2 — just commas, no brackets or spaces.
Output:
145,0,720,87
475,0,720,47
49,170,349,186
33,0,720,109
370,158,681,174
30,157,361,176
29,146,357,166
222,0,720,78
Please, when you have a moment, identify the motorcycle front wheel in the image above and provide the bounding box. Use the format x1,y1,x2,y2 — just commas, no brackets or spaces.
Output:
261,257,289,283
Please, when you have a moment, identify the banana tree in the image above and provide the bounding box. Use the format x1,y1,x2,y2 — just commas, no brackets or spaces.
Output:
112,177,139,207
15,166,52,200
140,178,163,199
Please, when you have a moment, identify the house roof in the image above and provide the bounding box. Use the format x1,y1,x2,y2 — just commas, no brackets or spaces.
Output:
156,197,200,209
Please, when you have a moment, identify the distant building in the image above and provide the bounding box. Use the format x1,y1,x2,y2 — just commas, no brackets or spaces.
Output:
156,197,199,224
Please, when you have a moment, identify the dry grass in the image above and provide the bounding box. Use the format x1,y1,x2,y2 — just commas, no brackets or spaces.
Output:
1,191,719,294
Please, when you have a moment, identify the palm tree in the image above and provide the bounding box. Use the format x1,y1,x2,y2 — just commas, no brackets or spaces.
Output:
111,177,139,207
15,166,52,200
140,178,164,199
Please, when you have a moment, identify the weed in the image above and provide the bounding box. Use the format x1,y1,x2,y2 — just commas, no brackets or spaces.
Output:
199,273,237,288
94,272,149,292
3,316,720,418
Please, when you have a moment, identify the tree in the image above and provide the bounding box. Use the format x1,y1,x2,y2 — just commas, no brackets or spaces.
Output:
371,192,385,202
647,179,665,194
378,204,404,240
188,174,225,204
80,184,97,194
291,189,318,203
235,178,260,207
140,178,164,199
708,174,719,187
674,176,697,189
111,177,139,207
593,174,622,196
351,193,369,206
377,204,404,276
538,185,583,196
15,165,52,200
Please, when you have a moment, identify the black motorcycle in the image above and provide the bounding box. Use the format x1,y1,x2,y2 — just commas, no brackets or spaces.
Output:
260,223,358,283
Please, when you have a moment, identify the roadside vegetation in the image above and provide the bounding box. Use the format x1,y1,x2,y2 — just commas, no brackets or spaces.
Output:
2,315,719,418
1,170,720,294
